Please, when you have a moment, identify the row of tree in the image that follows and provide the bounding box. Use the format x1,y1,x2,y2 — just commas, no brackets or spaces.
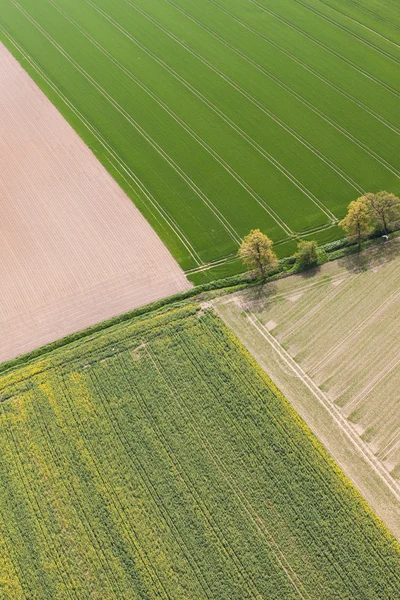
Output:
239,191,400,278
239,230,318,278
339,191,400,247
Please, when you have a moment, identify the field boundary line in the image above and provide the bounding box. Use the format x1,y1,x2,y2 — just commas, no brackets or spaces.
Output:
164,0,364,196
49,0,294,236
10,0,242,246
0,26,203,267
190,316,373,590
128,0,400,181
245,313,400,501
309,282,400,376
293,0,400,64
248,0,400,100
126,0,338,223
208,0,400,136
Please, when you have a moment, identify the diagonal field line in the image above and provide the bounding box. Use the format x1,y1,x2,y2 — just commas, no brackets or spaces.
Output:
279,271,362,339
126,0,338,223
312,0,400,50
48,0,295,238
292,0,400,64
164,0,364,196
309,281,400,377
1,20,336,277
319,0,400,51
207,0,400,135
86,0,299,235
246,312,400,502
9,0,243,246
379,428,400,461
346,354,400,415
128,0,400,182
248,0,400,100
0,26,203,267
342,0,400,35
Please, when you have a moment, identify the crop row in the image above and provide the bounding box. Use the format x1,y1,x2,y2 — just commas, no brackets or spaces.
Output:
0,305,399,598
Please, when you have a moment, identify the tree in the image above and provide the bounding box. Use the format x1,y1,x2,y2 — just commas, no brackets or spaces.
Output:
295,240,318,270
364,191,400,234
339,197,372,248
238,229,278,279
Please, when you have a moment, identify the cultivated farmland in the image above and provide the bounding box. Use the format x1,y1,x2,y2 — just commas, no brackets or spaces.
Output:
1,0,399,280
0,43,190,365
0,304,399,599
214,238,400,537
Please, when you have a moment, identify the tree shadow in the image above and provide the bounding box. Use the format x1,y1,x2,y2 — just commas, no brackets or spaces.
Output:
296,263,321,279
239,279,278,311
340,238,399,273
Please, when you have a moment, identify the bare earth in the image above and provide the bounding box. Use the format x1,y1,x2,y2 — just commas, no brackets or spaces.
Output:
0,44,191,363
214,239,400,538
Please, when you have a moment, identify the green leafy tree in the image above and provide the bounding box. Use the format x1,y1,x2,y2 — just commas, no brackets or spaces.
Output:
339,197,372,248
295,240,318,270
365,191,400,234
239,229,278,279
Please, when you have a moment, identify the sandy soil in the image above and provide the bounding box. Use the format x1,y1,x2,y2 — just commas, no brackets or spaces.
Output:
213,239,400,539
0,43,190,364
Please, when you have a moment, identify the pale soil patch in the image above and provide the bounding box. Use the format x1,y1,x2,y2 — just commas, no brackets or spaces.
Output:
213,239,400,539
0,44,190,363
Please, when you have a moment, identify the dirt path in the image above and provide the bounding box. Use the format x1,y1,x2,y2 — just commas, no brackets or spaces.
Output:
0,43,190,364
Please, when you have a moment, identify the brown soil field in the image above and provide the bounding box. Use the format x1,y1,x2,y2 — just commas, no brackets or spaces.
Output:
0,43,190,364
214,239,400,538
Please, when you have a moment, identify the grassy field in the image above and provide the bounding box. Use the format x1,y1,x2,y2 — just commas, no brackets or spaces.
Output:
214,238,400,537
0,0,399,280
0,304,399,598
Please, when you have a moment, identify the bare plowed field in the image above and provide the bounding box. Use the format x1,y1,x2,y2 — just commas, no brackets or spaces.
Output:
214,239,400,538
0,43,190,364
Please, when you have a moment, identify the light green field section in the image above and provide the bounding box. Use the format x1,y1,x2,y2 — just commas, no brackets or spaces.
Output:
0,0,399,279
214,238,400,536
0,304,400,598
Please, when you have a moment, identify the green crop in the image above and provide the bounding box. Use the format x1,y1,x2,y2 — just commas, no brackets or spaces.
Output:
0,304,399,598
1,0,399,280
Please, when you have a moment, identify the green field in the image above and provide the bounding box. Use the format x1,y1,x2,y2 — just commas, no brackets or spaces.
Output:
1,0,399,281
0,303,399,599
